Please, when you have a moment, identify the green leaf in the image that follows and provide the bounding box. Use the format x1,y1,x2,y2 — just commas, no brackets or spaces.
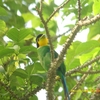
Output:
33,62,45,72
65,41,81,69
88,21,100,40
8,16,25,28
7,28,19,42
30,74,43,85
19,28,32,40
5,1,20,12
0,6,11,21
22,13,41,28
85,74,98,87
0,1,2,6
72,89,82,100
25,64,34,76
0,48,14,59
0,7,8,16
66,58,80,70
10,75,25,87
93,0,100,15
13,68,28,79
42,1,57,19
80,47,100,64
19,46,37,54
75,40,100,56
59,35,68,45
0,66,5,73
81,2,93,18
0,20,7,37
48,20,58,35
29,95,38,100
7,28,31,42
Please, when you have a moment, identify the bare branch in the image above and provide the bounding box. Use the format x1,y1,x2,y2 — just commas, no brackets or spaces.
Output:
79,14,100,26
39,0,43,12
77,0,81,20
46,0,71,23
75,70,100,74
66,54,100,76
52,29,71,41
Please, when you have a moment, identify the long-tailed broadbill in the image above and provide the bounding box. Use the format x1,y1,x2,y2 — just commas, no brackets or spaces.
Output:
36,34,70,100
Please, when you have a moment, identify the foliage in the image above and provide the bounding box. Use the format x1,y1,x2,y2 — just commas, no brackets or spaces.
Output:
0,0,100,100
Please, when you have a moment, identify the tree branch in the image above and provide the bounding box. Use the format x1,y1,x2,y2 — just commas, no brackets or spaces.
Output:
46,0,71,23
66,54,100,76
79,14,100,26
75,70,100,74
39,0,43,12
52,29,71,41
77,0,81,20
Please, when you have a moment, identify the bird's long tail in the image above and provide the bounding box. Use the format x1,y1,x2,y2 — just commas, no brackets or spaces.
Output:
61,75,70,100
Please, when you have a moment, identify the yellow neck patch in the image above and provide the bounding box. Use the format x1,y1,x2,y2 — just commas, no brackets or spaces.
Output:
38,38,48,47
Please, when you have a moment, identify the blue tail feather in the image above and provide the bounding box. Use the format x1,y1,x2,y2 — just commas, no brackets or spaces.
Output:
61,75,70,100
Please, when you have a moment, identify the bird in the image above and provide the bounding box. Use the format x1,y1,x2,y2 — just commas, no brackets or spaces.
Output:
36,34,70,100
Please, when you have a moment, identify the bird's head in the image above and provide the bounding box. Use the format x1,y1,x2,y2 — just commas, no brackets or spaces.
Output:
36,34,48,48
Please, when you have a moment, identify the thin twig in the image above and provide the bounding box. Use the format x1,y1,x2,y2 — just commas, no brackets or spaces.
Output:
77,0,81,20
79,14,100,26
46,0,71,23
39,0,43,12
66,54,100,76
76,70,100,74
52,29,71,41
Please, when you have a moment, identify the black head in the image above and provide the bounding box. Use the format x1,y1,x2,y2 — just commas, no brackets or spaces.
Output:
36,34,43,48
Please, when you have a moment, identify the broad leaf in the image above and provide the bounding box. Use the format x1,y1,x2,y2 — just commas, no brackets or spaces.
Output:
30,74,43,85
13,68,28,79
19,46,37,54
75,40,100,56
0,20,7,36
29,95,38,100
93,0,100,15
88,21,100,40
0,48,14,59
7,28,31,42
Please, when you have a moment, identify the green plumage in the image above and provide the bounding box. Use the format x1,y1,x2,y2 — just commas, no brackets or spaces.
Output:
37,46,65,74
37,45,70,100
